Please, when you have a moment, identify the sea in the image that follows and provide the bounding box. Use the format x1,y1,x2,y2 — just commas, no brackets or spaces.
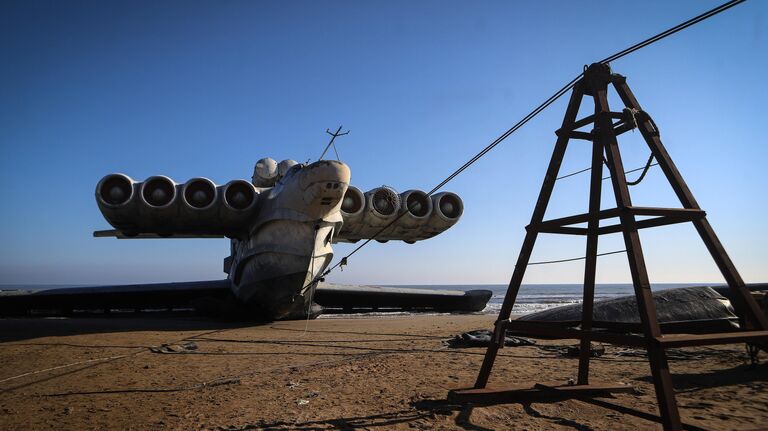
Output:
387,283,706,316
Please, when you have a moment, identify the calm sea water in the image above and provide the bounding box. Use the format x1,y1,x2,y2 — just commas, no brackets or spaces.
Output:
390,283,703,315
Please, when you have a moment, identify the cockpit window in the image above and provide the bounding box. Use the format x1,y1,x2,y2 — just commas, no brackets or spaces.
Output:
275,163,304,186
286,164,303,176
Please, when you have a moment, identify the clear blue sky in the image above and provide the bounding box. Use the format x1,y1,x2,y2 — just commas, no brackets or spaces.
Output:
1,1,766,286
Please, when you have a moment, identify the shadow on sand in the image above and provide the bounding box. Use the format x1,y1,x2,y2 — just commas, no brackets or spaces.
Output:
217,400,493,431
220,397,672,431
0,316,254,343
635,362,768,393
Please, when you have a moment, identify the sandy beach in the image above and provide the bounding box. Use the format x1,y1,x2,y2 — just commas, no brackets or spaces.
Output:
0,314,766,430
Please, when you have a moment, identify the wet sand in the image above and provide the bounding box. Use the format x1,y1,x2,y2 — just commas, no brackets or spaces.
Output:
0,315,766,430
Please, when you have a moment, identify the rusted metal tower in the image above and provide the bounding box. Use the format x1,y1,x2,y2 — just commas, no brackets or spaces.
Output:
449,63,768,430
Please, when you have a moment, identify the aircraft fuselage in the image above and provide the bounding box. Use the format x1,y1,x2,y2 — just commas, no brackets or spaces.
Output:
94,155,464,321
224,160,350,319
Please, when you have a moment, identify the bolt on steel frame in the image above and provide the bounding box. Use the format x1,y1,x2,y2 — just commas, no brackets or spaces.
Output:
449,63,768,431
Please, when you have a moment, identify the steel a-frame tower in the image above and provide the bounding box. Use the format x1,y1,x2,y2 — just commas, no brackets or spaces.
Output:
449,63,768,431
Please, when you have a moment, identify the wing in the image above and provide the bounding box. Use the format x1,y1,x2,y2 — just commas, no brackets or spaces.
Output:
0,280,231,317
334,186,463,243
1,282,491,317
314,284,492,313
93,230,225,239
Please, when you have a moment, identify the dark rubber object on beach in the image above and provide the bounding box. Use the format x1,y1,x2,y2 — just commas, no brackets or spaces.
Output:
520,286,738,331
447,330,536,348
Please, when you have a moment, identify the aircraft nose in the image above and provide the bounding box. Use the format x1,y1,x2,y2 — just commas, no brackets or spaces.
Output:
299,160,351,210
299,160,351,190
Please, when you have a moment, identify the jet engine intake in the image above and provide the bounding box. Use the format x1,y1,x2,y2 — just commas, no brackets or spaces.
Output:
397,189,433,228
362,186,400,236
367,189,435,243
141,176,176,208
223,180,257,210
332,185,464,244
180,177,219,225
96,173,261,237
138,176,179,231
340,186,365,219
183,177,217,209
422,192,463,238
335,186,366,241
366,186,400,220
95,173,139,231
339,186,400,240
219,180,260,227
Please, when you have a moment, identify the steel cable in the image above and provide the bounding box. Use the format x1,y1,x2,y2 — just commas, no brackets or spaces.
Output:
308,0,748,285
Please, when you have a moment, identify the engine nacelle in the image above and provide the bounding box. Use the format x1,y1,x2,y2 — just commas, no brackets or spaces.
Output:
335,186,400,241
396,189,433,229
335,186,365,241
368,191,461,242
339,186,365,220
95,173,260,236
219,180,260,227
95,173,139,232
180,177,219,225
364,186,400,223
361,186,400,239
139,176,179,232
372,189,434,243
422,192,463,238
335,187,463,243
341,185,365,213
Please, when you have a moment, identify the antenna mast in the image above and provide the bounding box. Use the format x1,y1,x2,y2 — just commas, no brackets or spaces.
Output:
318,125,349,161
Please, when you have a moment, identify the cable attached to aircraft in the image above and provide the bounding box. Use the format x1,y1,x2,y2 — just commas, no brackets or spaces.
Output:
309,0,748,287
527,250,627,266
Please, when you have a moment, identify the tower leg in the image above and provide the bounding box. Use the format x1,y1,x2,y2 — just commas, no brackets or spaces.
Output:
612,79,768,331
594,68,682,430
577,133,604,385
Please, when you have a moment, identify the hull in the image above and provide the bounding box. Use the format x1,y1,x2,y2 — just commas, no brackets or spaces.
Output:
314,285,492,313
236,271,316,320
229,220,334,320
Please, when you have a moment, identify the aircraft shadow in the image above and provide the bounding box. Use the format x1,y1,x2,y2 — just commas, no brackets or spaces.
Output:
0,316,254,343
